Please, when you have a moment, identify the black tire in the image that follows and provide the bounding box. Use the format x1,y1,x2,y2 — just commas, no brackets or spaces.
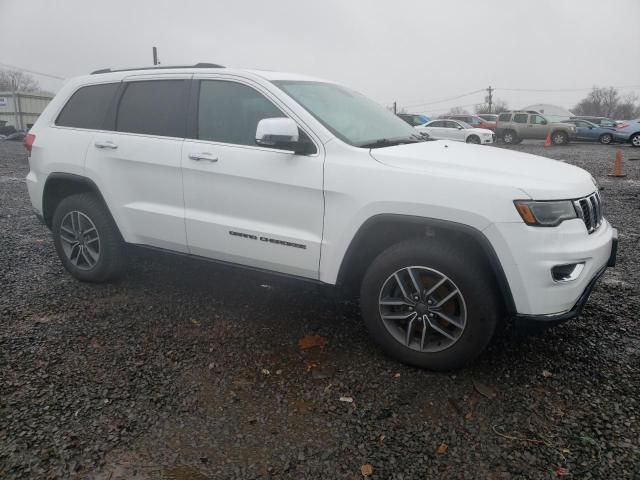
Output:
502,130,518,144
630,133,640,148
360,239,499,371
551,130,568,145
52,193,126,282
466,135,481,144
599,133,613,145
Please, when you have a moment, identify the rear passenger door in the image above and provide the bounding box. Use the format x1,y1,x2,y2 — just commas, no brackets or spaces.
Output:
181,77,324,279
85,76,190,252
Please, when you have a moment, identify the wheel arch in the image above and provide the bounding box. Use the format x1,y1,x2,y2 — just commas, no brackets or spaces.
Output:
42,173,110,229
335,214,516,315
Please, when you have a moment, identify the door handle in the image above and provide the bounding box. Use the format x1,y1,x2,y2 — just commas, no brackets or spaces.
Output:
94,140,118,150
188,152,218,162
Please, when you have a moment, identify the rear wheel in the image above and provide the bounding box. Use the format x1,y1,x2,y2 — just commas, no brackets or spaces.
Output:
631,133,640,147
552,131,568,145
466,135,481,144
360,239,499,370
599,133,613,145
502,130,518,144
52,193,126,282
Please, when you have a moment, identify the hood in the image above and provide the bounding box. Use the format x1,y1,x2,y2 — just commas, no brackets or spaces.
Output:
468,127,494,135
369,141,596,199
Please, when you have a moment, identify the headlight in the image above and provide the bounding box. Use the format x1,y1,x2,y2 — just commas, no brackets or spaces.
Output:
514,200,577,226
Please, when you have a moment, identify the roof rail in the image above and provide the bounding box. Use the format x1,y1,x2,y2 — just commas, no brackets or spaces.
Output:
90,62,224,75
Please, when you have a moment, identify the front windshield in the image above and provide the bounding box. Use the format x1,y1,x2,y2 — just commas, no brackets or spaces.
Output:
274,80,418,147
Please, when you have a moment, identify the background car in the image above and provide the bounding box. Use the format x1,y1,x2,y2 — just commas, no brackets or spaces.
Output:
496,111,576,145
397,113,431,126
563,119,616,144
416,119,495,144
478,113,499,123
570,116,618,128
4,131,26,142
612,119,640,147
444,114,496,131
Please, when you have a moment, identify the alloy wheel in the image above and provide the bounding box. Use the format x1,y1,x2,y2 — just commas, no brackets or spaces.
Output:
378,266,467,353
59,211,101,270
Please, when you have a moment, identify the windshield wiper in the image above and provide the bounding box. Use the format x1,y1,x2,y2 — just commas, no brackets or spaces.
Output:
360,135,425,149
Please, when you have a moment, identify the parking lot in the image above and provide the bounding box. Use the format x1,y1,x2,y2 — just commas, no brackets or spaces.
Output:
1,140,638,479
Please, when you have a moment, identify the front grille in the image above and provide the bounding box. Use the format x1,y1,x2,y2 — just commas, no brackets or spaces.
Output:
574,191,603,233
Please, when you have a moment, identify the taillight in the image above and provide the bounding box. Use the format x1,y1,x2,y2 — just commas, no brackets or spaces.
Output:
616,123,628,129
24,133,35,153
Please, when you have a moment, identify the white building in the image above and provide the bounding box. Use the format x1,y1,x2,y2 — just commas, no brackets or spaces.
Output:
0,92,53,131
521,104,573,123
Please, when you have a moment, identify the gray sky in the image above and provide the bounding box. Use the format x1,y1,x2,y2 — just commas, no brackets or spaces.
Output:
1,0,639,115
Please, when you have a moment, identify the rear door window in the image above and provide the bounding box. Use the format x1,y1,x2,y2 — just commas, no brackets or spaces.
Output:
116,80,188,138
513,113,528,123
498,113,511,122
56,83,120,130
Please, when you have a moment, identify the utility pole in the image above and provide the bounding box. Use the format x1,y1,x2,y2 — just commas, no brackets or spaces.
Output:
393,101,397,114
152,47,160,65
487,85,493,113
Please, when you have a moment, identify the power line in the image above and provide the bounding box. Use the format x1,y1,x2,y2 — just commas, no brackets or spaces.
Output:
0,61,65,80
402,89,485,109
497,85,640,92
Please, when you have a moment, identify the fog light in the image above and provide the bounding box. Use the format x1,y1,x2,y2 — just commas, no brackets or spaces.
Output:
551,263,585,282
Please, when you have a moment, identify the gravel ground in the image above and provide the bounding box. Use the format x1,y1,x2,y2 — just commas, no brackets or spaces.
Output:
1,139,639,479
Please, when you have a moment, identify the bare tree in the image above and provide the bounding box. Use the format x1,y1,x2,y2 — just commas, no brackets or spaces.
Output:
444,106,470,116
0,69,41,92
573,86,640,119
475,99,509,114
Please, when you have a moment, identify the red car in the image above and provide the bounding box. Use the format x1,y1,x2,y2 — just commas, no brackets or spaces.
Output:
444,114,496,131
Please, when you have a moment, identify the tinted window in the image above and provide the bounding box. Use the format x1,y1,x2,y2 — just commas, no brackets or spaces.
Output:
600,119,616,127
513,113,528,123
198,81,284,146
56,83,119,129
116,80,187,137
498,113,511,122
530,114,547,125
429,121,444,128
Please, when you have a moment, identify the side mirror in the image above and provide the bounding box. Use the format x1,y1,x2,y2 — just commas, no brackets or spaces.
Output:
256,117,303,153
457,125,463,130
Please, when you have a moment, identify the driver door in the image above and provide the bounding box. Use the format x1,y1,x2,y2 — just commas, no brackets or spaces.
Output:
529,114,549,139
181,77,324,279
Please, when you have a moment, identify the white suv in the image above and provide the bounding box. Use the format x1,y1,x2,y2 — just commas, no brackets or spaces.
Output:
24,64,617,370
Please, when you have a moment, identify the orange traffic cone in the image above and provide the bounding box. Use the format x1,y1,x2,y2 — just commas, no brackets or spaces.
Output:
544,132,552,147
608,150,627,177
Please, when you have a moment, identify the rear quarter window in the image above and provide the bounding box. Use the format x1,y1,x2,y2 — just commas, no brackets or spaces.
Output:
56,83,120,129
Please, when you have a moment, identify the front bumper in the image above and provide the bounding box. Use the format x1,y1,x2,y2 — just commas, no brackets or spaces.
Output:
513,227,617,328
484,218,616,316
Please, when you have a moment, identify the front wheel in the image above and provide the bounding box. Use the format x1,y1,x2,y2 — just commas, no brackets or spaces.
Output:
360,239,498,370
631,133,640,147
599,133,613,145
52,193,126,282
552,131,568,145
466,135,481,144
